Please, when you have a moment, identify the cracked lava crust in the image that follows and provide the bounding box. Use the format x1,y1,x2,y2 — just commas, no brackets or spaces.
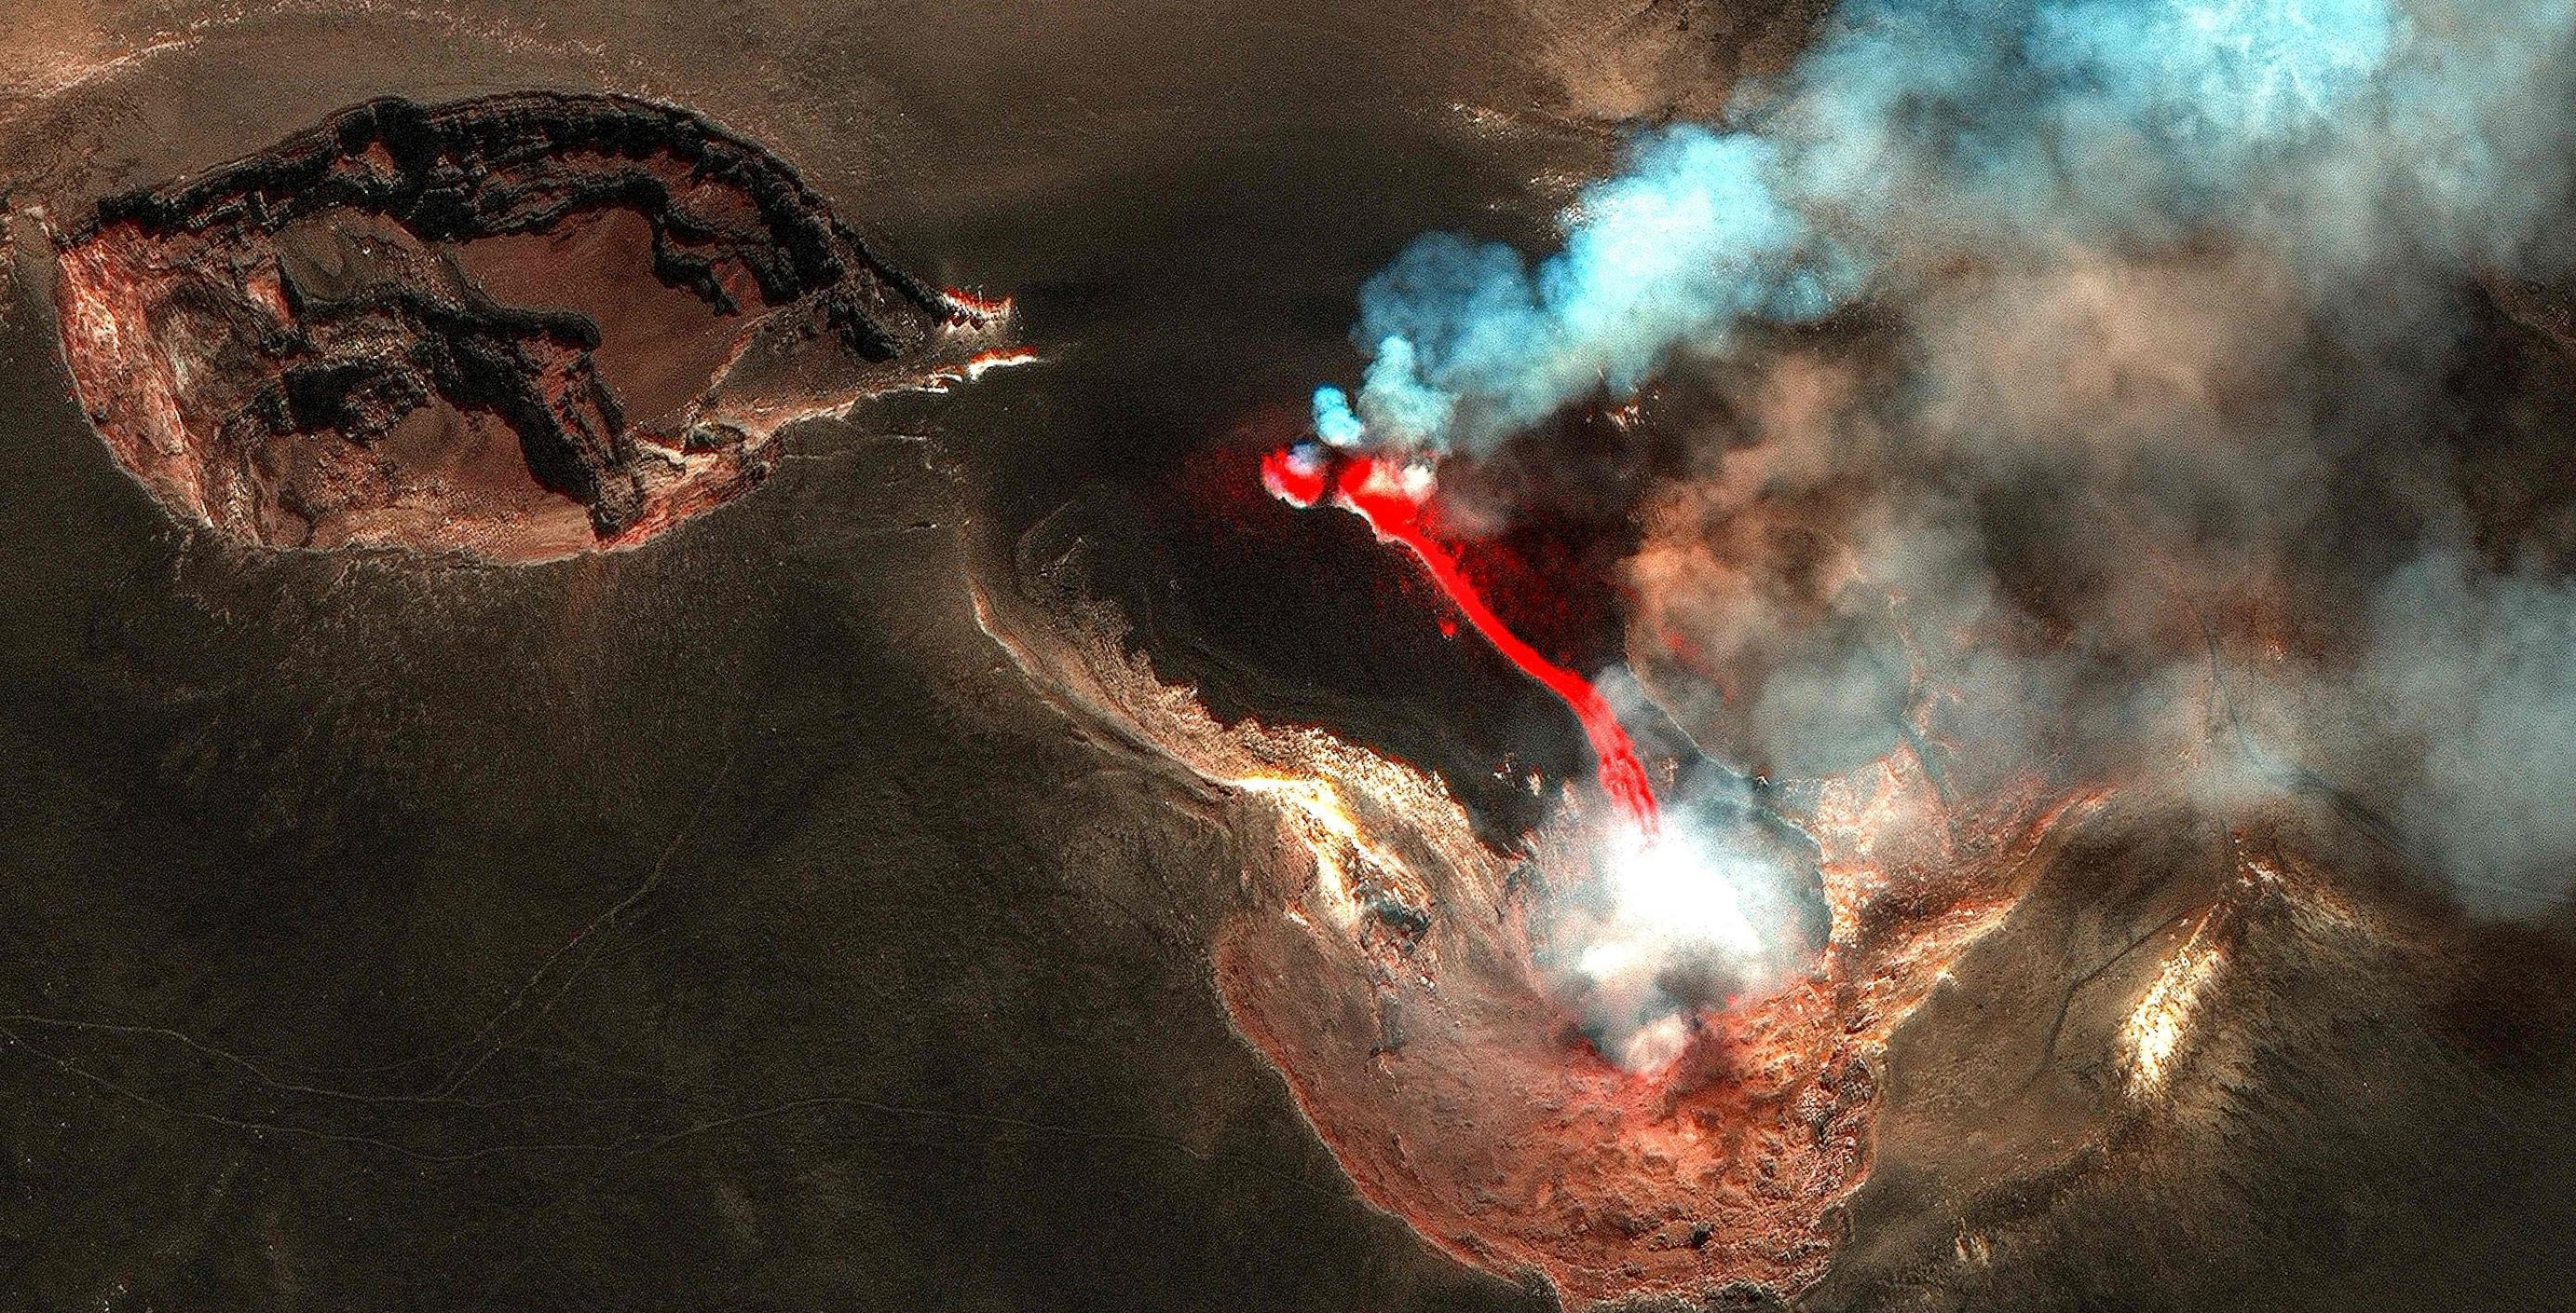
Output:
50,91,1007,563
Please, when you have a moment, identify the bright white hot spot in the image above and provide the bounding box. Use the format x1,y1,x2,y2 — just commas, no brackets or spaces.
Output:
1556,818,1795,1073
1594,823,1764,964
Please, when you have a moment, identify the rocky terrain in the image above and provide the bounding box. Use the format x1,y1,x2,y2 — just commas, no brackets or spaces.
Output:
0,5,2568,1311
51,91,1006,563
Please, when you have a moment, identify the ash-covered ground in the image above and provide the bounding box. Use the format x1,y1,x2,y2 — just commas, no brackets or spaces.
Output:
0,2,2570,1310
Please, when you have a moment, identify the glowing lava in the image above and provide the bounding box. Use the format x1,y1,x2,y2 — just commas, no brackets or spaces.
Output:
974,518,2091,1306
1261,444,1661,831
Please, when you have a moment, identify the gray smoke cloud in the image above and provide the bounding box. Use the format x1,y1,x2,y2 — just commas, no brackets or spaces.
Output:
1298,0,2576,1071
2360,553,2576,914
1314,0,2576,929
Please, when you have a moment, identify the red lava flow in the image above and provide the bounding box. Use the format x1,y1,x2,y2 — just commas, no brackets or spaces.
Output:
1261,445,1660,831
987,442,2082,1305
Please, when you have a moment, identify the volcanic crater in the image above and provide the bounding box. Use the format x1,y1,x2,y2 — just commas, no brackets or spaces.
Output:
50,91,1009,564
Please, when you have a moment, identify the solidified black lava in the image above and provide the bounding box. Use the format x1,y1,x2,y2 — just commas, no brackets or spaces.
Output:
54,91,1006,563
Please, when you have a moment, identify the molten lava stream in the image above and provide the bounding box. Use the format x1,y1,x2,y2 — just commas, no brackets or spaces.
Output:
1263,447,1660,833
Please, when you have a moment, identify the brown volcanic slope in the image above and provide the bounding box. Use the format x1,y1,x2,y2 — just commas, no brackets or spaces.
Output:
978,520,2064,1306
51,91,1003,563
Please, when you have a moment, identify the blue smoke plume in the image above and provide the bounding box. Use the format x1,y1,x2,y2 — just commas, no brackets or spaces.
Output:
1314,130,1837,451
1316,0,2572,455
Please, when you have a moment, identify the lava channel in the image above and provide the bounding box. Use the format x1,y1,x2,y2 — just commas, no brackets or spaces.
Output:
1261,443,1660,831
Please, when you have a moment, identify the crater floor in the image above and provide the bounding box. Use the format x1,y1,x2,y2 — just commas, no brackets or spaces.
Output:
53,92,1002,563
